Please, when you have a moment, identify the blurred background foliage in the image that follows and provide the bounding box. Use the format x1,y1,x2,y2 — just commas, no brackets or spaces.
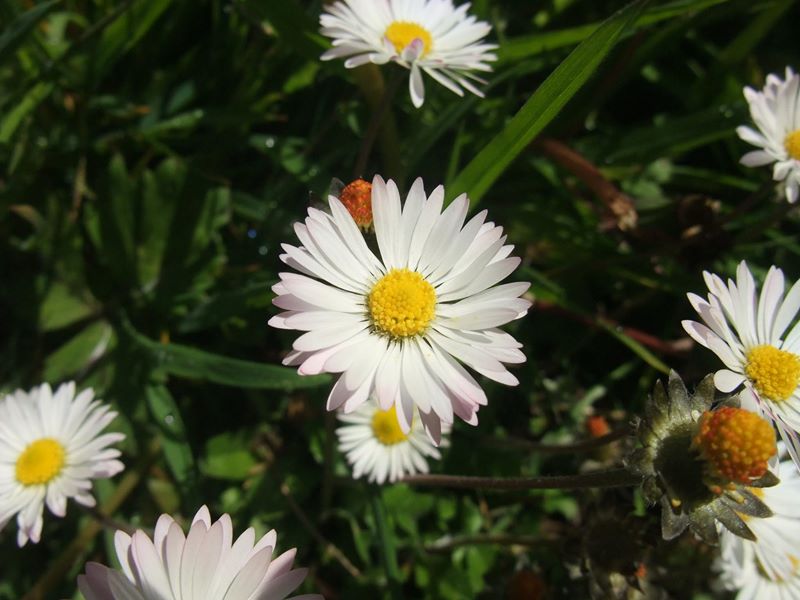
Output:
1,0,799,597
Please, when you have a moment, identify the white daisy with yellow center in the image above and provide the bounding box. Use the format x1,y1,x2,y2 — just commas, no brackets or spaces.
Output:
682,261,800,470
716,448,800,598
737,67,800,203
78,505,322,600
336,397,451,484
319,0,497,108
0,382,124,546
270,175,530,443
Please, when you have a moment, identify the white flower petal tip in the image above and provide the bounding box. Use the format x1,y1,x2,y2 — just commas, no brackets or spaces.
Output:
270,176,529,441
78,507,322,600
685,261,800,472
0,382,125,547
737,67,800,203
336,398,451,484
716,448,800,597
319,0,496,107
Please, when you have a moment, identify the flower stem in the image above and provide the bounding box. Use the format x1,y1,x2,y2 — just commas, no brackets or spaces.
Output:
352,66,403,181
370,488,403,599
402,467,641,491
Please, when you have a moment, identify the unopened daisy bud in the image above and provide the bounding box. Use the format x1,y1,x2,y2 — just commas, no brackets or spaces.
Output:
586,415,611,438
339,178,373,228
693,407,776,485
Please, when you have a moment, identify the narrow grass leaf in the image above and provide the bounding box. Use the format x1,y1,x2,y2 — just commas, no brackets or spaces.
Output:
448,0,648,206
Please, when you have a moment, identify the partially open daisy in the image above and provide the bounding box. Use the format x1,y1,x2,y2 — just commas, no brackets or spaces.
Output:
716,448,800,598
682,261,800,469
78,506,321,600
336,396,450,484
737,67,800,203
270,176,530,443
0,382,124,546
627,372,778,544
319,0,497,108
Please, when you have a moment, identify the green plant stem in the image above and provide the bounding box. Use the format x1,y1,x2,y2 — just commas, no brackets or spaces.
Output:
370,489,403,600
352,65,403,181
402,467,641,491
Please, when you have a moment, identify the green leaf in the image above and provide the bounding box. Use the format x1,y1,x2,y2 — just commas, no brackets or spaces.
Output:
0,0,60,63
201,432,258,480
93,0,172,78
447,0,649,206
123,321,329,390
145,384,196,491
39,282,96,331
0,82,53,143
43,321,114,382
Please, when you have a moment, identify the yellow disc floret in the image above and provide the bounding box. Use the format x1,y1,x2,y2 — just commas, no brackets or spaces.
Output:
371,408,410,446
340,179,373,228
785,129,800,160
745,344,800,402
693,407,776,484
368,268,436,338
15,438,66,486
384,21,433,56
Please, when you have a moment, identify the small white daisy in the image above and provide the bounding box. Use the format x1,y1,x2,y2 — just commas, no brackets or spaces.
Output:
0,382,124,546
737,67,800,203
682,261,800,470
78,505,321,600
269,176,530,443
336,396,450,484
319,0,497,108
716,449,800,598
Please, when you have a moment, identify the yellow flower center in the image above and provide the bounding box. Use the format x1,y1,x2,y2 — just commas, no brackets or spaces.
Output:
384,21,432,56
693,407,776,484
368,268,436,338
785,129,800,160
340,179,373,228
745,344,800,402
371,408,409,446
15,438,66,486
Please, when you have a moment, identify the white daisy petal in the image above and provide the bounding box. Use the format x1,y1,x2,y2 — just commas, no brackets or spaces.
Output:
336,396,451,484
737,68,800,203
686,262,800,472
79,506,321,600
0,383,125,547
271,177,528,440
319,0,496,107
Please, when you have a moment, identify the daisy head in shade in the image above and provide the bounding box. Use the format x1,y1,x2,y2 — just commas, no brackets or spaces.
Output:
269,175,530,444
682,261,800,470
78,505,322,600
0,382,124,546
737,67,800,203
336,396,451,484
319,0,497,108
716,445,800,599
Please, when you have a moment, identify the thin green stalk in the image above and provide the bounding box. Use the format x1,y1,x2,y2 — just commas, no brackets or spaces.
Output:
370,489,402,600
403,467,642,491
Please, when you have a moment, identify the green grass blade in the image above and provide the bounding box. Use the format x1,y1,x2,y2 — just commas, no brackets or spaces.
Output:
447,0,649,206
0,0,59,63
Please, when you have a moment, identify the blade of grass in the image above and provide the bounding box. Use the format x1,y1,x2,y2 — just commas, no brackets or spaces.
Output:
447,0,649,206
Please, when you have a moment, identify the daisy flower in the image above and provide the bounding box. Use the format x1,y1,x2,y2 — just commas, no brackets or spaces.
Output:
78,506,321,600
336,396,451,484
682,261,800,470
319,0,497,108
0,382,124,546
716,448,800,598
269,176,530,443
737,67,800,203
627,372,777,544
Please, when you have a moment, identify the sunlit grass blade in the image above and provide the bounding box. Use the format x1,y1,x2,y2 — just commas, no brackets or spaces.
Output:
447,0,649,206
